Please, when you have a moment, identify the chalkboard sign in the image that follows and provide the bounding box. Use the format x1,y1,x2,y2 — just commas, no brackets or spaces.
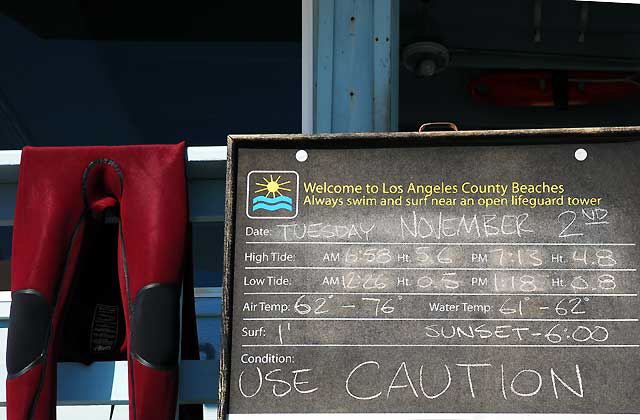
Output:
220,128,640,419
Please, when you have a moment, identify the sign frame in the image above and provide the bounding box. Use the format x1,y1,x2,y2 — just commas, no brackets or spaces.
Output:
220,126,640,420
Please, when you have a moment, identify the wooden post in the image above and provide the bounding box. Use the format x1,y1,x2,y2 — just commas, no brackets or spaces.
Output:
303,0,399,133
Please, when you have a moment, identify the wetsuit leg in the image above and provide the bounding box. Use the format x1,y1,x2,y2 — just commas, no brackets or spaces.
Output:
6,147,87,420
117,143,188,420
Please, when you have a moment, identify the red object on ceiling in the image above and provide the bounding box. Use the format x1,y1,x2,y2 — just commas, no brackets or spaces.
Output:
470,71,640,107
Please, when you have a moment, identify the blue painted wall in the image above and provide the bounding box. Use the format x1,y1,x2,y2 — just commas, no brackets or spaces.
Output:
0,15,301,149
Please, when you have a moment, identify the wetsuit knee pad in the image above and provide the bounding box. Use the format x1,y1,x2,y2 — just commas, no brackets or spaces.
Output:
132,283,180,369
6,290,51,377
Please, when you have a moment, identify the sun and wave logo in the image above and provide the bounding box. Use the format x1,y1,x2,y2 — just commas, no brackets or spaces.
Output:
253,174,293,212
246,171,298,219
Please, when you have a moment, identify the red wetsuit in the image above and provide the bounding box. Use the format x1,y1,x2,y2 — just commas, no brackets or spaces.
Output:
6,143,200,420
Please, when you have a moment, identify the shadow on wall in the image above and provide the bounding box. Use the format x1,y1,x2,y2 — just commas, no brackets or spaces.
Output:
0,260,9,291
0,226,9,290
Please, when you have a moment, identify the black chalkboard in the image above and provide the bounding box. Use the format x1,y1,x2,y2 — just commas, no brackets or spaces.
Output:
220,127,640,419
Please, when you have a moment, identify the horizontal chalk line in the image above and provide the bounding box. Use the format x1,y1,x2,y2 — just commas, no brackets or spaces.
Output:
241,344,639,348
243,292,637,297
246,241,636,246
243,317,638,322
244,266,636,272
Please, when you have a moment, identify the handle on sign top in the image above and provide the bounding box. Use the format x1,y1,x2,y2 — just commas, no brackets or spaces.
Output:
418,122,459,132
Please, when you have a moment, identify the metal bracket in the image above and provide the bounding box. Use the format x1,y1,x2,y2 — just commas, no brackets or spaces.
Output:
402,42,450,78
